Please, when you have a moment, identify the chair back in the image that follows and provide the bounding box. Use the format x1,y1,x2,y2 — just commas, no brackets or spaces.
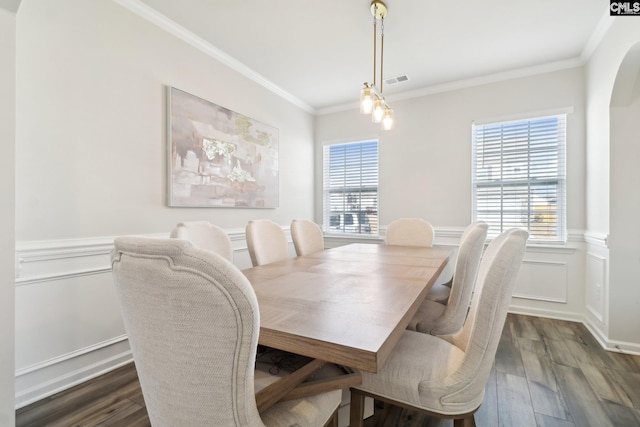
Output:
111,237,263,426
419,221,488,335
291,219,324,256
170,221,233,261
246,220,288,266
438,228,527,407
386,218,434,247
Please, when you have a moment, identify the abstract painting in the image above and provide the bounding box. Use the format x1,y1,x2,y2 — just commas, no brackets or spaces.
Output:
167,87,279,208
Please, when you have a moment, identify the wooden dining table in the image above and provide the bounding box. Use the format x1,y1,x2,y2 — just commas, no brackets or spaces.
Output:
242,243,452,374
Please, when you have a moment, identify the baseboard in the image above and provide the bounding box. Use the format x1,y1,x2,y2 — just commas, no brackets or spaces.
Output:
582,321,640,356
15,336,132,409
508,304,584,323
509,305,640,356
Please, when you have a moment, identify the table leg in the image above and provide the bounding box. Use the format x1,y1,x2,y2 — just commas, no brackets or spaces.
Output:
349,388,365,427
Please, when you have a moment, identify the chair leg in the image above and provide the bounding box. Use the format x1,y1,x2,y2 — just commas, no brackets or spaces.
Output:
453,414,476,427
349,388,366,427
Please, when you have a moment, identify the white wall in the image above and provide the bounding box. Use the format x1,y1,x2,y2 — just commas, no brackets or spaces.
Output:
315,67,586,230
584,18,640,351
0,7,16,425
13,0,640,411
315,67,588,322
16,0,314,241
14,0,314,406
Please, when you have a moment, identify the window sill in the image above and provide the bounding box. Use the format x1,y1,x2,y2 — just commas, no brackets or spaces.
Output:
323,233,382,241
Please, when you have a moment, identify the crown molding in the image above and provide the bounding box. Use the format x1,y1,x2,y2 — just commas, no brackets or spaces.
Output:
111,0,314,114
580,10,615,62
317,57,585,116
108,1,611,118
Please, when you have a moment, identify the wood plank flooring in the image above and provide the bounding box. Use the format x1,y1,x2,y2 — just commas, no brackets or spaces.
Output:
16,314,640,427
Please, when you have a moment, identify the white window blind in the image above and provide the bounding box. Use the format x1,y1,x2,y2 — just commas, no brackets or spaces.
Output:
472,114,566,242
323,140,379,235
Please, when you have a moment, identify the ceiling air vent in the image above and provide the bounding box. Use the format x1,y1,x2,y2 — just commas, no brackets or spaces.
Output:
384,74,409,85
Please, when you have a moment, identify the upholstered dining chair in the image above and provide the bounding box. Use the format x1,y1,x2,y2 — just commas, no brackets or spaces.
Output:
386,218,451,303
407,221,488,335
170,220,233,261
246,220,288,267
350,228,528,427
385,218,434,247
291,219,324,256
111,237,341,427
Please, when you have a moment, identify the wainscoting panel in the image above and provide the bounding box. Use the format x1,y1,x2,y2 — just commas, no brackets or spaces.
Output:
582,232,611,353
14,238,127,408
513,259,568,303
17,228,633,407
14,230,295,408
586,252,606,322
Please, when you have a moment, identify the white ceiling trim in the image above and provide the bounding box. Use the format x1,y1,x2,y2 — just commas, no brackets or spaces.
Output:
113,0,608,118
580,10,615,62
317,57,585,116
111,0,315,114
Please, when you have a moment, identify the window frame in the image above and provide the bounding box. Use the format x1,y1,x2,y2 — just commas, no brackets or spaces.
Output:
322,139,379,237
471,113,567,243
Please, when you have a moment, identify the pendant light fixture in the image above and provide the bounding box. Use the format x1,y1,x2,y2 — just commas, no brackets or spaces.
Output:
360,0,394,130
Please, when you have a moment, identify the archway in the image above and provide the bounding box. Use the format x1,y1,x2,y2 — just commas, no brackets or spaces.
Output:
608,42,640,344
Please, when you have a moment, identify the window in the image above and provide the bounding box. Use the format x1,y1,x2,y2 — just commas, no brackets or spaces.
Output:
323,140,379,235
472,114,566,242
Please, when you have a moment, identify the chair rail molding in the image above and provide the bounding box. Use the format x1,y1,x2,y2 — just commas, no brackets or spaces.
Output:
584,230,609,248
15,234,164,285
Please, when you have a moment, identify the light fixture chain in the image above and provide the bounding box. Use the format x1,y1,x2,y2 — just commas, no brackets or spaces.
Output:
380,16,384,94
360,0,394,130
373,9,377,87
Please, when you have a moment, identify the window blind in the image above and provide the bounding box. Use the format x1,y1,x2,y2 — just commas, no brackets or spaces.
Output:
472,115,566,242
323,141,379,235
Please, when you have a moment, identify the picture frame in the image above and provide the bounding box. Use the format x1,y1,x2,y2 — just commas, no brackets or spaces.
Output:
167,87,279,208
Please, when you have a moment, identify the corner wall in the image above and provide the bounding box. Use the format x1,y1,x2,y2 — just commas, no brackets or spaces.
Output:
0,7,16,425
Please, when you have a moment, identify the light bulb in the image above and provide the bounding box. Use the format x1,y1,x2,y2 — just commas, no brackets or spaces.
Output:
372,99,384,123
382,108,394,130
360,85,373,114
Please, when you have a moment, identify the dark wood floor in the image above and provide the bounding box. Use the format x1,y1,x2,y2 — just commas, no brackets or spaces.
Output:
16,314,640,427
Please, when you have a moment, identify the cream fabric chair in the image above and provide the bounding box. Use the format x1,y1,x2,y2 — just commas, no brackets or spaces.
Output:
407,221,488,335
111,237,341,427
350,229,528,427
291,219,324,256
385,218,434,247
386,218,450,303
170,220,233,261
246,220,288,267
424,281,452,303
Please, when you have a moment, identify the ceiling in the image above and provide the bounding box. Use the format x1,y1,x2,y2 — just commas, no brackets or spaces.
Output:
134,0,607,113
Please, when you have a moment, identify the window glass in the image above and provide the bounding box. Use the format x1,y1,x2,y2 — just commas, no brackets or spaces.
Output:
323,140,379,235
472,115,566,242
